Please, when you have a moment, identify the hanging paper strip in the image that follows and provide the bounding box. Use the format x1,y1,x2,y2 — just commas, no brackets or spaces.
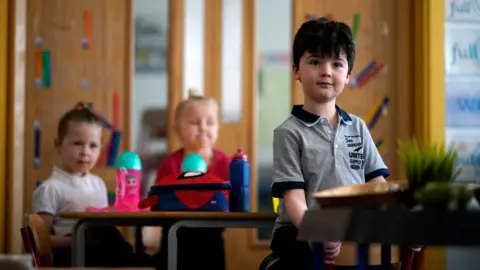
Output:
375,139,386,152
304,13,335,22
112,91,120,128
106,92,121,167
349,60,385,88
33,121,41,168
83,10,93,48
352,12,360,41
41,50,51,88
304,14,317,21
349,60,376,87
35,52,43,88
356,63,385,88
365,97,389,129
106,131,122,167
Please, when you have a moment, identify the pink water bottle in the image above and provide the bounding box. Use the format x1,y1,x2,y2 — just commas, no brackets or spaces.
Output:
115,151,142,211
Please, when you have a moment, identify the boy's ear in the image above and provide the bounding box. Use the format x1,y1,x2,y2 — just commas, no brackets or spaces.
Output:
54,138,62,154
345,73,351,85
292,65,301,81
54,138,61,147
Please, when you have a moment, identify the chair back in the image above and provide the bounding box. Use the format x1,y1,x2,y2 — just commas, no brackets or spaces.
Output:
19,227,38,267
24,214,52,267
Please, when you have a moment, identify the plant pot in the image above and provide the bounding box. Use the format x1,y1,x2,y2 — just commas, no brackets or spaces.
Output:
398,189,418,209
421,202,450,211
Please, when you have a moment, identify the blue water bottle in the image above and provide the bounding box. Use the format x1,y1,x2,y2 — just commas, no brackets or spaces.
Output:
229,149,250,212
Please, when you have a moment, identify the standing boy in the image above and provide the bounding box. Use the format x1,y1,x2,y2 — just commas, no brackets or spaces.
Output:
269,17,391,270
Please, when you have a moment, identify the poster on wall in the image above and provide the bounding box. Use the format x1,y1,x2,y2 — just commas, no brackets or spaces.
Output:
446,81,480,127
446,130,480,183
445,0,480,21
445,24,480,77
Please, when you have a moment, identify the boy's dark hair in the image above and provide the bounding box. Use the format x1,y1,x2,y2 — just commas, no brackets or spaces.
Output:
292,17,355,73
57,102,102,142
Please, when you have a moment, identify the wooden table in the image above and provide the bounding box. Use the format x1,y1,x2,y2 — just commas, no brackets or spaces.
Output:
59,211,277,270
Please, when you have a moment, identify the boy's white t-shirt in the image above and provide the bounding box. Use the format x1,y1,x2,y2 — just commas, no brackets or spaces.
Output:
32,166,109,236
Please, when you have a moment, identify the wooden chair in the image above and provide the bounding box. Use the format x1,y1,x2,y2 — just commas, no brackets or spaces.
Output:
20,214,53,267
19,226,37,267
400,248,425,270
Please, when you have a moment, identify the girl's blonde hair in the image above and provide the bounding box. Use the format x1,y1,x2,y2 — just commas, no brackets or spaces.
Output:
174,88,218,120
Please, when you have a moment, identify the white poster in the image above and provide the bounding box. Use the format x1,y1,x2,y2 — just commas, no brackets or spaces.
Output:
446,81,480,127
446,130,480,183
445,24,480,76
445,0,480,21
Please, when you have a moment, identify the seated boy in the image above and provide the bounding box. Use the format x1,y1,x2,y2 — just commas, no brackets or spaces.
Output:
269,17,393,270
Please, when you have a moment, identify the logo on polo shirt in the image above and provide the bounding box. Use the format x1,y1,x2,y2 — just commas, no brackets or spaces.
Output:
344,134,365,170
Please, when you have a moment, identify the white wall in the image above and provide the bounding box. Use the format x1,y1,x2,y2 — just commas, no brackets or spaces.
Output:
131,0,169,152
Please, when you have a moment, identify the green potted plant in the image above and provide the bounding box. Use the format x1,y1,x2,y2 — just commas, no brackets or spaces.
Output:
398,138,472,210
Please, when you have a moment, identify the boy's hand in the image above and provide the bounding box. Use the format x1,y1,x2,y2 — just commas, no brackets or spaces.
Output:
324,241,342,261
409,245,423,252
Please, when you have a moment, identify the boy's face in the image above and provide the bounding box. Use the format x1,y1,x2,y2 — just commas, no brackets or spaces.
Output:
176,101,219,151
56,121,102,175
294,51,350,103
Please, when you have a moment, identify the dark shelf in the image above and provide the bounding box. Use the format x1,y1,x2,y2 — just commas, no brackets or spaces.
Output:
298,207,480,246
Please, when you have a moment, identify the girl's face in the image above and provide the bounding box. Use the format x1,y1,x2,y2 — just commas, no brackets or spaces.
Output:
56,121,102,175
176,101,219,151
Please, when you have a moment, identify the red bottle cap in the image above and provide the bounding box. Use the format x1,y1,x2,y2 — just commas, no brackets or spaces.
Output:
232,149,248,161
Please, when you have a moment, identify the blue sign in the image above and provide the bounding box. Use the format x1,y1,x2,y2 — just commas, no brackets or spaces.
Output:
451,38,480,66
445,25,480,76
446,132,480,183
446,0,480,20
446,83,480,127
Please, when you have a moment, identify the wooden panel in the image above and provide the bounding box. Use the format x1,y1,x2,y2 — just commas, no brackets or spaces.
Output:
0,0,9,252
7,0,27,253
22,0,131,213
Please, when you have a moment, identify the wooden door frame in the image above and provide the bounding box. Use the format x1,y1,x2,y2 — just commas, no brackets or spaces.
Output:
6,0,27,253
413,1,445,270
0,0,9,253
